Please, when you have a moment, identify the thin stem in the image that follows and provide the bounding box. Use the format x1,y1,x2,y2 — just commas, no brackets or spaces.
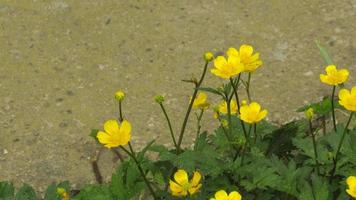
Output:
309,120,320,175
246,72,252,102
119,101,124,122
121,143,157,199
331,86,337,132
240,124,252,167
159,103,178,148
229,76,248,144
194,109,204,150
226,95,233,139
330,112,353,180
176,61,209,154
253,123,257,144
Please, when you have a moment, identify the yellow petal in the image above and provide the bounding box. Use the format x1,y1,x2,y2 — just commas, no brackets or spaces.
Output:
169,180,184,195
325,65,337,74
190,171,202,187
174,170,189,185
249,102,261,113
211,69,230,79
338,69,349,79
97,131,112,147
228,55,241,67
188,183,202,195
214,56,228,70
210,198,216,200
239,44,253,58
227,47,239,57
339,89,350,100
257,109,268,122
104,120,119,135
346,189,356,198
228,191,242,200
215,190,228,199
347,176,356,187
119,120,132,135
351,86,356,96
319,74,330,85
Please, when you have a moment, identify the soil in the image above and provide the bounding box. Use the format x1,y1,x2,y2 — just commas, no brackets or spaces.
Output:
0,0,356,195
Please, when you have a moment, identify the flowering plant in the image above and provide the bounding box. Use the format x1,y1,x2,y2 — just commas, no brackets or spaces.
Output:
1,43,355,200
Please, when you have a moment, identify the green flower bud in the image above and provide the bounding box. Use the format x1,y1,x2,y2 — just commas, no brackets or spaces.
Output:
155,95,165,104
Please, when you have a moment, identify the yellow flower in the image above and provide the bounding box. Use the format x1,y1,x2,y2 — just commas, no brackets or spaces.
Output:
240,101,268,124
211,55,244,79
320,65,349,86
204,52,214,62
56,188,69,200
191,92,209,109
115,90,125,101
227,45,262,72
339,87,356,111
97,119,131,148
210,190,242,200
218,100,238,115
346,176,356,198
169,169,202,197
305,107,314,120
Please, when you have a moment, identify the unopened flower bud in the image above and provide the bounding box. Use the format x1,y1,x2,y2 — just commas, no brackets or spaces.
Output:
115,90,125,101
221,119,228,127
305,107,314,120
204,52,214,62
155,95,165,104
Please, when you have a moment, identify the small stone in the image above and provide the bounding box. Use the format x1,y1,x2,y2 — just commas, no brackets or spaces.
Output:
3,149,8,154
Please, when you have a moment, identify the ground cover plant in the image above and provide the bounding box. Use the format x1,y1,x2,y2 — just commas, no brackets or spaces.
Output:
1,43,356,200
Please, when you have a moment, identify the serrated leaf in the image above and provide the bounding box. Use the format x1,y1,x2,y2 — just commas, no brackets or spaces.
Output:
15,184,36,200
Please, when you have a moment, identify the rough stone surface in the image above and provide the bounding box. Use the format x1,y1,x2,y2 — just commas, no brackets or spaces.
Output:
0,0,356,194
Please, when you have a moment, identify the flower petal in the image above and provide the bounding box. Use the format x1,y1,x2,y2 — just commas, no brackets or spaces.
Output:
174,170,189,185
257,109,268,122
249,102,261,113
319,74,330,85
339,89,350,100
351,86,356,96
97,131,112,147
190,171,202,187
119,120,131,135
239,44,253,58
188,183,202,195
347,176,356,187
227,47,239,57
214,56,228,70
215,190,228,199
228,191,242,200
169,179,185,196
104,120,119,134
325,65,337,74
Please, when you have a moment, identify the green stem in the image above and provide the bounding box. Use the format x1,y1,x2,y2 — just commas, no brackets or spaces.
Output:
253,123,257,144
159,103,178,148
309,120,320,175
229,77,248,144
240,124,252,167
331,86,337,132
119,101,124,122
334,112,353,162
176,61,209,154
226,95,233,139
194,109,204,150
121,143,157,199
246,72,252,102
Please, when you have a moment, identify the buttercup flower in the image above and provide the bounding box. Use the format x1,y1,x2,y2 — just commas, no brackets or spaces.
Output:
169,169,202,197
191,92,209,109
227,45,262,72
240,101,268,124
204,52,214,62
305,107,314,120
218,100,238,115
211,55,244,79
339,86,356,111
346,176,356,198
210,190,242,200
320,65,349,86
115,90,125,101
97,119,131,148
56,188,69,200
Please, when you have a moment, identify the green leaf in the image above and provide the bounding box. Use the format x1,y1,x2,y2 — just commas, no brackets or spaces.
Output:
73,185,114,200
15,184,37,200
0,182,14,200
198,87,224,97
316,41,333,65
89,129,99,143
44,181,70,200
